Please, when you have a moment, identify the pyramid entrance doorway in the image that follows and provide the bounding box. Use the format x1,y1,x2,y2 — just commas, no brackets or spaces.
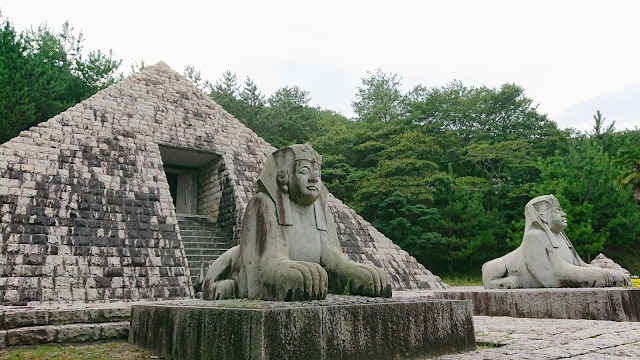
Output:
159,144,218,215
158,144,232,286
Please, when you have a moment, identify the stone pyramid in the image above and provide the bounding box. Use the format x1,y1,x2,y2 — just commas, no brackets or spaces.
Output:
0,62,446,305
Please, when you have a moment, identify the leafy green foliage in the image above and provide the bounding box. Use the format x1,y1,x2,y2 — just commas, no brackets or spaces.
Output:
614,145,640,200
0,15,122,143
199,69,323,148
532,139,640,261
208,70,242,118
352,69,407,123
255,86,321,147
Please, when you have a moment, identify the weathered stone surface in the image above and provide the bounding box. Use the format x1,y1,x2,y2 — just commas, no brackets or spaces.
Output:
591,253,631,275
4,321,129,347
129,296,475,359
3,310,49,330
434,287,640,321
0,302,134,331
55,323,102,343
6,326,56,346
436,316,640,359
0,301,134,347
48,308,86,325
100,321,129,340
483,195,629,289
0,62,445,305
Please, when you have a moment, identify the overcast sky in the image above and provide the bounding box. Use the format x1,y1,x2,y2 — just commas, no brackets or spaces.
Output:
1,1,639,132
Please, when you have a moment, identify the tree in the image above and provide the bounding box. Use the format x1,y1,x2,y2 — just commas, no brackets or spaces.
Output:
407,81,561,143
252,86,321,147
184,64,204,91
208,70,241,116
590,110,615,140
352,69,407,123
531,139,640,262
0,16,35,143
237,76,266,128
0,15,122,143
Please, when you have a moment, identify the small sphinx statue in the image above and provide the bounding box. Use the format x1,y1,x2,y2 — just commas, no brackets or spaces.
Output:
482,194,629,289
202,143,392,301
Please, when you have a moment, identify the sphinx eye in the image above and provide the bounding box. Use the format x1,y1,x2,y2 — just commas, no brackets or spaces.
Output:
299,168,309,175
314,170,320,177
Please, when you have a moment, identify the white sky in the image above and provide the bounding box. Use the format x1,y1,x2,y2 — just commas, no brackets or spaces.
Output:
1,0,639,132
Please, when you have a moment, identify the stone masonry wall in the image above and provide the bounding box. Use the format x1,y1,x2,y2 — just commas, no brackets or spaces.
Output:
196,158,235,238
0,62,445,305
197,159,221,218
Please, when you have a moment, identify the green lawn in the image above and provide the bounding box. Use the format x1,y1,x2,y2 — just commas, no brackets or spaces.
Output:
440,272,483,287
0,341,158,360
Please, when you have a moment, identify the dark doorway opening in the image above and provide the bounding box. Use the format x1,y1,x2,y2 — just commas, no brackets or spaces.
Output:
158,144,219,215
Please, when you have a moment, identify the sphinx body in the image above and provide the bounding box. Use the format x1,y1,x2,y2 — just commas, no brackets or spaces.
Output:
482,195,629,289
202,143,392,301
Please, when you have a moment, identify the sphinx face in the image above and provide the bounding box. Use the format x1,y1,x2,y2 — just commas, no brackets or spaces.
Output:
289,160,321,206
544,205,567,233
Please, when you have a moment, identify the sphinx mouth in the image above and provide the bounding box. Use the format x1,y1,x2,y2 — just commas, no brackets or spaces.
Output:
307,186,318,191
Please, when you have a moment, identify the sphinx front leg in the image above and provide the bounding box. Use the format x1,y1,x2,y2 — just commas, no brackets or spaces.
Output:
248,260,328,301
329,260,392,297
482,258,522,289
203,279,238,300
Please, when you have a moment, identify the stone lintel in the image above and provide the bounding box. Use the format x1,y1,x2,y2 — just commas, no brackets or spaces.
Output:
433,287,640,321
129,297,475,359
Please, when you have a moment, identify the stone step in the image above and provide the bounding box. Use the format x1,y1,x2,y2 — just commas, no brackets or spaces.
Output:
181,242,229,249
178,223,218,228
2,321,129,347
176,216,217,224
175,216,231,286
0,302,137,348
1,304,132,330
184,248,227,256
185,255,220,264
181,239,224,245
180,232,224,239
179,229,218,234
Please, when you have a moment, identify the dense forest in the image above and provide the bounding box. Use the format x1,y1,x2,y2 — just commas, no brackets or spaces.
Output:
2,15,640,275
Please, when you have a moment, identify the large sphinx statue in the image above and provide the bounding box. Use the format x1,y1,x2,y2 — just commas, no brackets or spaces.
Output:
482,194,629,289
202,143,392,301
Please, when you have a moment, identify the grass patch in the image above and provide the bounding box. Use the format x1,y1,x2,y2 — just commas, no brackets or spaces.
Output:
0,341,158,360
440,272,483,287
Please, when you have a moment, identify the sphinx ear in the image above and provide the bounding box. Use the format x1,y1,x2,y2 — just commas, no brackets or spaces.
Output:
539,212,547,224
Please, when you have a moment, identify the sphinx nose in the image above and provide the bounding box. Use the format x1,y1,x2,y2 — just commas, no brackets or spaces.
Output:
309,175,318,183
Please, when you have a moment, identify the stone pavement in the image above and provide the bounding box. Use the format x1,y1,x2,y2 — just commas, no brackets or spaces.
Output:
394,290,640,359
435,316,640,359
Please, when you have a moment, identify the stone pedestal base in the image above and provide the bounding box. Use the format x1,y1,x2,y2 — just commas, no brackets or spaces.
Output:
433,287,640,321
129,296,475,359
